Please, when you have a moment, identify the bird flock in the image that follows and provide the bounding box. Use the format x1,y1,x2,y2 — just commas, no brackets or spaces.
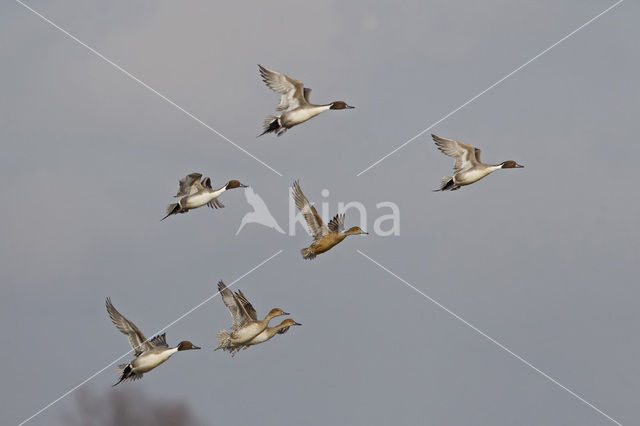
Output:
106,65,524,386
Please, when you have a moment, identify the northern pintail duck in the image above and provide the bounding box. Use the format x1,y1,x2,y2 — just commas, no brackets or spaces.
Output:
215,281,289,350
162,173,247,220
432,134,524,191
223,318,302,357
106,298,200,386
258,65,354,136
292,180,367,259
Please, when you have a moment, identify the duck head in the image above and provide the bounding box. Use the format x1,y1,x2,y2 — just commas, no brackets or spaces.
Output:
500,160,524,169
330,101,355,110
226,180,248,190
267,308,290,319
346,226,368,235
177,341,201,351
276,318,302,334
280,318,302,327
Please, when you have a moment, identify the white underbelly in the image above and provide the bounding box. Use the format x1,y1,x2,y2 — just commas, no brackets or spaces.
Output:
282,107,328,127
184,193,214,209
133,352,173,373
456,168,494,185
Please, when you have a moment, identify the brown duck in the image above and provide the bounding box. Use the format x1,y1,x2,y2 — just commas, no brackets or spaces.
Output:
292,180,367,260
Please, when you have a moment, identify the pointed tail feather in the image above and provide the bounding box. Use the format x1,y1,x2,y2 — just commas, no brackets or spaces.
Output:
113,363,133,387
258,115,281,137
434,176,458,192
161,203,180,221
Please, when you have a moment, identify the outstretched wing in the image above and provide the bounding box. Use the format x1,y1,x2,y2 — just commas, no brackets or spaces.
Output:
149,333,169,348
258,65,307,112
175,173,203,197
432,134,479,174
234,290,258,322
201,177,212,189
217,281,248,329
327,213,345,234
292,180,328,240
106,298,153,356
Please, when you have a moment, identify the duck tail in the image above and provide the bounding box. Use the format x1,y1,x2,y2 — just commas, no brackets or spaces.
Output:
258,115,280,137
300,247,316,260
113,363,133,387
161,203,180,221
215,330,231,350
434,176,458,192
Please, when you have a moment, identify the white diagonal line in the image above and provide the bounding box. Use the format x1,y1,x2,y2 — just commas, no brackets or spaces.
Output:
357,250,623,426
356,0,624,176
15,0,283,177
17,249,283,426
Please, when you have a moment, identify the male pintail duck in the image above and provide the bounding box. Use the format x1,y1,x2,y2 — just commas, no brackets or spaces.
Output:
258,65,354,136
215,281,289,350
223,318,302,357
162,173,247,220
432,134,524,191
106,298,200,386
292,180,368,259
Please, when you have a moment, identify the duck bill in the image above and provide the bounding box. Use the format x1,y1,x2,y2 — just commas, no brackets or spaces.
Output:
346,104,355,109
294,322,302,326
191,345,201,350
282,311,290,316
516,164,524,168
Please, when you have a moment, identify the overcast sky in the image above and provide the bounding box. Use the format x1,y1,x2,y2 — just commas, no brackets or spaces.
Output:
1,0,638,425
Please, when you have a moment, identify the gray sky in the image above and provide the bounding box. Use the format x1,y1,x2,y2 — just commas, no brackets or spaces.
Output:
1,0,638,425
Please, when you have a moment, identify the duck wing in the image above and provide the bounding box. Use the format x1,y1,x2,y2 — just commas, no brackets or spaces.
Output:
292,180,329,240
474,148,482,163
149,332,169,348
207,199,225,209
327,213,345,234
303,88,312,103
432,134,479,173
217,281,252,329
234,290,258,322
175,173,203,197
277,326,291,335
106,298,154,356
201,176,212,189
204,179,225,209
258,65,307,112
203,177,225,208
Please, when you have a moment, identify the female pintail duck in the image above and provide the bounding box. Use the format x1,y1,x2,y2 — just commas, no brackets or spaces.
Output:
224,318,302,357
292,180,368,260
258,65,354,136
215,281,289,350
162,173,247,220
106,298,200,386
432,134,524,191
